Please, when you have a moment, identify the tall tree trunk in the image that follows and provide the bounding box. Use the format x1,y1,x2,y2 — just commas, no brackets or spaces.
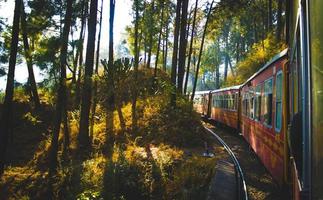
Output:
0,0,21,176
90,0,103,140
253,18,258,43
116,96,126,132
191,0,214,102
49,0,73,174
132,0,140,133
62,106,70,154
146,0,155,69
276,0,283,41
106,0,115,153
162,34,166,71
177,0,189,94
224,37,229,82
143,1,147,67
79,0,98,148
184,0,198,95
170,0,181,107
268,0,272,30
21,2,40,109
163,18,169,72
154,1,165,78
72,0,86,84
227,54,235,77
216,40,220,89
75,0,88,107
236,35,240,63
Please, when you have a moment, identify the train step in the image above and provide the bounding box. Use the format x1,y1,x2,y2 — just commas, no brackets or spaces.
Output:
207,159,237,200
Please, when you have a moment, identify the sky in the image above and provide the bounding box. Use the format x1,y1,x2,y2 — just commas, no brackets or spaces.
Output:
0,0,133,91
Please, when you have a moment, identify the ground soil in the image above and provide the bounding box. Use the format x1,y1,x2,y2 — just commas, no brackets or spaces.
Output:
203,120,290,200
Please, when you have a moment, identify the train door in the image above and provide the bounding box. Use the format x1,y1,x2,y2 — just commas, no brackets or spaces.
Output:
237,91,241,132
289,0,311,198
308,0,323,199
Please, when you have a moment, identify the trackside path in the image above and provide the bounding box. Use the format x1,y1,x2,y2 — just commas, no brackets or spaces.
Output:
203,121,289,200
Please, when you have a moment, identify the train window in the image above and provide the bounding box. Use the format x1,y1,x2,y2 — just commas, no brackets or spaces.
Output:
225,94,228,109
255,85,262,121
229,94,232,110
219,95,222,108
230,94,232,110
243,94,246,115
275,71,283,132
233,94,236,110
243,92,249,116
246,93,250,117
249,89,255,119
263,78,273,126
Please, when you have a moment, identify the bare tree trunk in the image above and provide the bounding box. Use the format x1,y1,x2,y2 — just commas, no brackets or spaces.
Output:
79,0,98,148
224,51,228,82
75,0,88,107
154,1,165,78
236,37,240,63
63,106,70,154
90,0,103,140
276,0,283,41
49,0,73,174
143,1,147,67
215,39,220,89
72,0,86,84
146,0,155,69
106,0,115,153
170,0,181,107
184,0,198,95
132,0,140,133
227,54,235,77
191,0,214,102
162,35,166,70
268,0,272,30
177,0,189,94
0,0,21,176
21,2,40,109
163,19,169,72
116,96,126,132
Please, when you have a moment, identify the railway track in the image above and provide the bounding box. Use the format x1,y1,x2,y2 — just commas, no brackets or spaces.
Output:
204,125,248,200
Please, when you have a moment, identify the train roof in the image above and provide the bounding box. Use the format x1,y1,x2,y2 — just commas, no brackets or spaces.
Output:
210,85,242,93
194,90,211,95
241,48,288,87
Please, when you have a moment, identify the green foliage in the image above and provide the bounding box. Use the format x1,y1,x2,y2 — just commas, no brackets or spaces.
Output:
0,91,4,103
23,112,41,125
225,33,287,86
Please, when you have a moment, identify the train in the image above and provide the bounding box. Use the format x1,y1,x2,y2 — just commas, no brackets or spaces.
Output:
193,0,323,199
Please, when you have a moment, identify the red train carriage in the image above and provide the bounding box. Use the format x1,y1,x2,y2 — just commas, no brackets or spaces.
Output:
210,86,240,129
240,49,288,185
193,91,211,116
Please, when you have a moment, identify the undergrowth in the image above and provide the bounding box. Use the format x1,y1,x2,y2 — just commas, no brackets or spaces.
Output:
0,69,217,200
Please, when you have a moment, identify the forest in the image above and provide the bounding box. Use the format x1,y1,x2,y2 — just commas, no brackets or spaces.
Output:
0,0,286,199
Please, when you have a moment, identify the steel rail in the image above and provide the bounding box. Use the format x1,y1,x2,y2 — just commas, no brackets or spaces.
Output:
204,126,249,200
